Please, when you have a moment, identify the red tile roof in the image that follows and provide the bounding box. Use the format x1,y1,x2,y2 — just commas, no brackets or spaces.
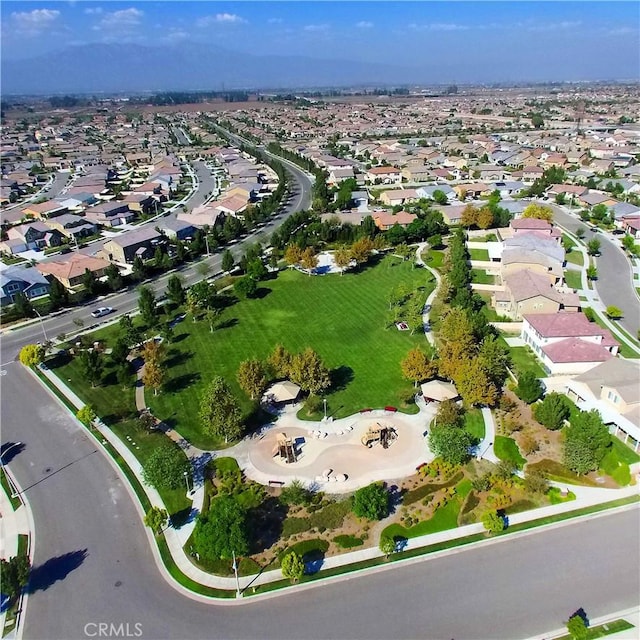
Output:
542,338,615,364
524,312,618,346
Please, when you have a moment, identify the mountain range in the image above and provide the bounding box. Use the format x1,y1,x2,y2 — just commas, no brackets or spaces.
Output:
1,43,427,95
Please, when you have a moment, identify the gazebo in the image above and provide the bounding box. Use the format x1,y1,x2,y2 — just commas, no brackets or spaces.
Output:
420,380,459,403
262,380,301,405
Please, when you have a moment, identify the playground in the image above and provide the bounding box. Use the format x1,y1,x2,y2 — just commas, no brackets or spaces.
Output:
244,405,436,493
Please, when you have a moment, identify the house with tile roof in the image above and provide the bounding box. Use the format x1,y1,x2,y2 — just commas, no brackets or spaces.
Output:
566,358,640,451
492,269,580,320
36,253,110,289
521,312,619,375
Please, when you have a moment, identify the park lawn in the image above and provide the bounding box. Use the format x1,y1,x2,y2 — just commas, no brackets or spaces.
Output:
464,409,485,441
494,436,526,469
149,256,434,448
565,251,584,266
470,269,494,285
426,249,445,270
599,437,640,486
562,234,577,250
497,338,547,378
609,436,640,464
469,248,490,261
563,269,583,290
382,497,462,540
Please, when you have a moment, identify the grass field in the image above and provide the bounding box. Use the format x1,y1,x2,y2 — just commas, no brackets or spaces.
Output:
564,269,583,290
498,337,547,378
470,269,494,285
565,250,584,266
464,409,485,441
144,256,435,447
469,248,490,261
494,435,526,469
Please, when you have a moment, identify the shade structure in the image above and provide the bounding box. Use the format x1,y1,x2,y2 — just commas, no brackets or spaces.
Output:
420,380,458,402
263,380,301,403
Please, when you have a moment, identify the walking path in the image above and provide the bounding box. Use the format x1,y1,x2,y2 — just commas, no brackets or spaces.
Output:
33,355,640,597
415,242,441,346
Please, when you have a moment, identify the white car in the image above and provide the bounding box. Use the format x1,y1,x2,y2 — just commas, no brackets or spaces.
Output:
90,306,114,318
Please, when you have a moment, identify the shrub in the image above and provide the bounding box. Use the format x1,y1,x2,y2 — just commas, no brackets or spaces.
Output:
333,534,364,549
515,371,543,404
482,510,506,533
533,393,571,431
352,482,390,521
279,479,311,506
281,551,305,582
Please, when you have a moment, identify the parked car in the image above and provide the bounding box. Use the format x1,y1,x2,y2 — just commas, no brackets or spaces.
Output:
90,306,114,318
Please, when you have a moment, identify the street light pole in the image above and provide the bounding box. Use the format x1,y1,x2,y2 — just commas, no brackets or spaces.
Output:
33,308,48,343
323,398,327,421
232,550,241,597
1,442,23,499
205,233,210,257
183,471,191,495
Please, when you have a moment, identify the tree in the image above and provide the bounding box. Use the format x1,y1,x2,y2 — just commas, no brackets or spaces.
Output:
142,444,191,490
455,357,499,407
432,189,448,205
138,285,159,328
237,359,268,400
333,245,352,274
0,555,31,600
119,315,143,348
437,308,476,381
142,360,165,396
269,344,292,378
187,280,217,313
586,238,601,256
575,227,586,239
605,305,623,319
105,263,123,292
533,392,571,430
300,247,318,274
141,338,166,367
428,425,474,465
76,405,96,427
379,535,396,559
515,371,544,404
48,276,69,309
19,343,44,367
279,479,311,506
427,234,442,249
522,203,553,221
564,410,610,475
350,236,374,265
400,347,434,387
234,275,258,299
482,510,505,534
144,506,168,535
246,258,267,282
13,292,34,318
352,482,390,520
81,268,98,295
289,348,330,395
524,469,549,495
477,206,494,230
193,496,249,560
566,613,589,640
132,255,147,281
199,377,243,442
435,399,464,428
221,249,235,273
284,244,303,267
531,113,544,129
622,234,637,253
166,275,185,306
281,551,305,582
79,349,104,387
586,265,598,281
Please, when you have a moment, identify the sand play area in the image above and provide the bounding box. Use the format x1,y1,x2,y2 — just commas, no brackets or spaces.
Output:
244,409,434,493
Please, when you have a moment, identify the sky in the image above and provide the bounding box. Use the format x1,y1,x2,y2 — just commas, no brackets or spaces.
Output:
2,1,639,81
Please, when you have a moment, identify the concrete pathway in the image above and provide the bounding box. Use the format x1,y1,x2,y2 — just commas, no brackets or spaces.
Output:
477,408,500,463
31,364,640,595
415,243,441,347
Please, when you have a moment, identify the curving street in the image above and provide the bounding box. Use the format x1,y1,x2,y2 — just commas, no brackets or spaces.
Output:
2,362,638,639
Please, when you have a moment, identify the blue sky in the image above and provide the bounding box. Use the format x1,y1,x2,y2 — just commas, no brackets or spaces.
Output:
2,1,639,81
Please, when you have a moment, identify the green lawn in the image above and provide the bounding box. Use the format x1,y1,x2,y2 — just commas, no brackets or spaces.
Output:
599,437,640,486
464,409,485,441
382,497,462,539
494,435,526,469
146,256,434,447
469,248,490,261
498,337,547,378
425,249,445,270
470,269,494,285
589,310,640,359
565,251,584,266
564,269,583,290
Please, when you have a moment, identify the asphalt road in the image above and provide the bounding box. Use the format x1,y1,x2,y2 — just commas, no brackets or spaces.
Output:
551,204,640,337
0,154,312,364
2,365,638,640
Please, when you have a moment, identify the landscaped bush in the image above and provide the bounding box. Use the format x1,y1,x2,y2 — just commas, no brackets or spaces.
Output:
279,538,329,562
402,471,463,506
333,534,364,549
282,517,312,538
309,500,350,529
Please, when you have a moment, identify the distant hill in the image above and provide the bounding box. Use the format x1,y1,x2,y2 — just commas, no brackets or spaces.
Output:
1,43,427,95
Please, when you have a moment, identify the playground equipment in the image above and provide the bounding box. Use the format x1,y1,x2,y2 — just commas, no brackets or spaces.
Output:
361,423,397,449
272,432,298,463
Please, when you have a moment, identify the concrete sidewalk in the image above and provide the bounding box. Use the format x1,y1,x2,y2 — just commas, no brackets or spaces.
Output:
528,606,639,640
34,363,639,596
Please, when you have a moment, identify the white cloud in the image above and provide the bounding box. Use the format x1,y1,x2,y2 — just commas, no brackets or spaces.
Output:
409,22,470,32
95,7,143,31
603,26,637,36
84,7,103,15
198,13,247,27
356,21,373,29
164,28,189,43
11,8,60,35
527,21,582,32
303,24,329,32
